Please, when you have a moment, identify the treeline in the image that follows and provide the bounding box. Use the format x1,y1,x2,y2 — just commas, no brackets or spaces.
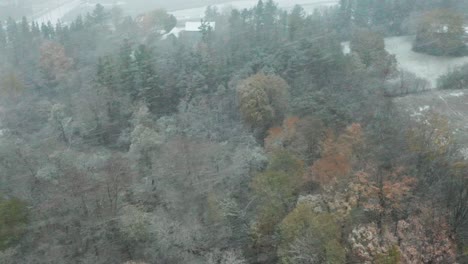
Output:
338,0,468,37
0,1,466,264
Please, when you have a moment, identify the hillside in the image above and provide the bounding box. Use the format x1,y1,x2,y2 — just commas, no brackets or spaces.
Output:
0,1,467,263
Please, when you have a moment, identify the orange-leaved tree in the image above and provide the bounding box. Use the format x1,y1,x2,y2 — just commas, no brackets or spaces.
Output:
264,116,325,163
307,123,363,186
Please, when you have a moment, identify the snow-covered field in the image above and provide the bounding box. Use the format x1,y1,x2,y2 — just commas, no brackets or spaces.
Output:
30,0,337,25
32,0,125,24
33,0,83,24
343,36,468,88
395,89,468,153
170,0,338,20
385,36,468,88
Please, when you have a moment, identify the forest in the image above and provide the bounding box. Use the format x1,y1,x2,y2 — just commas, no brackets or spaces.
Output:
0,0,467,263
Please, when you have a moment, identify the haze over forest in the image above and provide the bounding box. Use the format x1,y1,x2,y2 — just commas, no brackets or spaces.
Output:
0,0,467,264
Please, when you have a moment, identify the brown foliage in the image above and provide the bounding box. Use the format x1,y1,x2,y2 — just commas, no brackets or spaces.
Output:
39,41,73,83
264,116,325,163
307,123,363,186
396,212,457,263
352,167,417,214
264,116,299,152
102,155,135,216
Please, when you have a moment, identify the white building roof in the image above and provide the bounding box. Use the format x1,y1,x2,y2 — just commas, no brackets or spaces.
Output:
162,26,184,39
161,21,216,40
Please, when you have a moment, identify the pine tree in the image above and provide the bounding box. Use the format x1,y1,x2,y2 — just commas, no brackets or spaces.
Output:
118,39,136,98
6,17,19,65
97,56,117,89
263,0,278,40
288,5,305,41
73,15,84,31
134,45,162,114
254,0,265,42
20,17,30,37
93,4,106,24
0,21,6,51
6,17,18,43
354,0,372,27
41,22,50,39
47,21,56,38
31,22,41,38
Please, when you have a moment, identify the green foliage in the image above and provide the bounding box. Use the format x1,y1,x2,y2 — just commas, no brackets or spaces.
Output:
350,29,397,78
278,201,345,264
237,73,289,134
0,71,24,99
375,245,401,264
413,9,466,56
251,151,303,235
438,63,468,89
142,9,177,32
0,197,28,250
1,1,466,263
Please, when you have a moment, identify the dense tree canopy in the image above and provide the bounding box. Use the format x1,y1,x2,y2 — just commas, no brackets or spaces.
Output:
413,9,466,56
0,1,466,264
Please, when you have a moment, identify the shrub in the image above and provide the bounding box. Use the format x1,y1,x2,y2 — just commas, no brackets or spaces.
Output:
438,64,468,90
278,201,345,264
0,197,28,250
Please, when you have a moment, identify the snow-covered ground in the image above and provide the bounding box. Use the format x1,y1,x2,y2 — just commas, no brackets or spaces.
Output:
343,36,468,88
395,89,468,154
30,0,338,25
385,36,468,88
170,0,338,20
32,0,126,24
33,0,83,24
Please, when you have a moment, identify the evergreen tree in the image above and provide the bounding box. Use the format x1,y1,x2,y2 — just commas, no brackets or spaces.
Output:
288,5,306,41
134,45,162,114
354,0,372,27
47,21,55,38
6,17,18,43
73,15,84,31
118,39,136,97
97,56,117,89
93,4,106,24
254,0,265,42
6,17,19,65
0,21,6,51
41,22,50,39
31,22,41,38
20,16,30,37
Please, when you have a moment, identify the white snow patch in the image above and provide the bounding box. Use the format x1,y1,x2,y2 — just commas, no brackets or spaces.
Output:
185,21,215,31
419,105,430,112
460,147,468,160
449,91,464,97
342,41,350,54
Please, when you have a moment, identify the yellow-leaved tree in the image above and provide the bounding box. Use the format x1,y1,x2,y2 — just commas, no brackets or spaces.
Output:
237,73,289,136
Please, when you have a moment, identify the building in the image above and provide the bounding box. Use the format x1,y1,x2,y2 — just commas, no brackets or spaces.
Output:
162,21,215,40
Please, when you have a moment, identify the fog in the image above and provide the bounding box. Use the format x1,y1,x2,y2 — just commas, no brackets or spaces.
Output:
0,0,467,263
2,0,338,22
3,0,238,21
